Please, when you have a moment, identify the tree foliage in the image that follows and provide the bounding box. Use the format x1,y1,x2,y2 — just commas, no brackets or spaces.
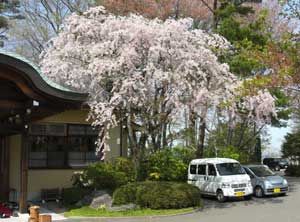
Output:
282,130,300,164
0,0,21,46
139,147,194,181
216,2,269,77
95,0,214,22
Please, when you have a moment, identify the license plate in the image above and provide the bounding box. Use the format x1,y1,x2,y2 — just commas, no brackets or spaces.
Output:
274,188,280,193
235,191,245,197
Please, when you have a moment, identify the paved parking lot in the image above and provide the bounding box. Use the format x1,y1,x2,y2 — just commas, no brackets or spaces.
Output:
65,176,300,222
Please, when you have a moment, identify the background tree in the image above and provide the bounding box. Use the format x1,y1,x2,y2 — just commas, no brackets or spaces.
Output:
282,130,300,165
6,0,94,62
201,0,300,162
94,0,263,29
0,0,21,47
95,0,214,23
190,0,272,160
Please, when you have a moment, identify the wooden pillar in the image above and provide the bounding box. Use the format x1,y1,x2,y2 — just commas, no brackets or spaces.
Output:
20,132,29,213
3,137,10,200
0,136,10,201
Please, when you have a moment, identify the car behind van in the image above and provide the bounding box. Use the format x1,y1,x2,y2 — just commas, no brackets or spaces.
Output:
263,158,289,171
243,165,289,197
188,158,253,202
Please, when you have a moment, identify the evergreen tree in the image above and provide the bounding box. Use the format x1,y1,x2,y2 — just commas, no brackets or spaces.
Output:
208,0,290,160
282,131,300,164
215,1,268,77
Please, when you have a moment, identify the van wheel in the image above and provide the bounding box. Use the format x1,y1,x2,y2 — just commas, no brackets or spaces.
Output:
255,186,264,198
244,195,252,200
275,165,280,171
216,190,226,203
280,193,287,197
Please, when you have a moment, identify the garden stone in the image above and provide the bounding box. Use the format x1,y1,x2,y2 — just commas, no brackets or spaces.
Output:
76,190,112,209
89,193,113,209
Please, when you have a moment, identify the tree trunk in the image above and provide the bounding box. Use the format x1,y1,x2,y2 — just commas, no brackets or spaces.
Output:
213,0,218,29
174,0,180,19
126,111,140,179
236,119,247,149
162,122,168,148
255,136,262,163
227,127,233,146
196,118,206,158
189,110,196,147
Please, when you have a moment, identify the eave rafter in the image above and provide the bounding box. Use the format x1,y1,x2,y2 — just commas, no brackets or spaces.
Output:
0,52,88,132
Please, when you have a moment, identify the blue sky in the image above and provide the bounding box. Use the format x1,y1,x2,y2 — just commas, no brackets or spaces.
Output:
263,122,293,158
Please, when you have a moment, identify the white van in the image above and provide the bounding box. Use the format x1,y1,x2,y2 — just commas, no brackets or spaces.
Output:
188,158,253,202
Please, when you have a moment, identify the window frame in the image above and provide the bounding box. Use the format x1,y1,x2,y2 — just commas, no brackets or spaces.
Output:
197,164,206,175
28,123,101,170
208,163,217,176
189,164,197,175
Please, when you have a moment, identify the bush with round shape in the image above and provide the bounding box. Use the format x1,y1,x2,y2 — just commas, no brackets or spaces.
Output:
112,183,138,206
113,181,201,209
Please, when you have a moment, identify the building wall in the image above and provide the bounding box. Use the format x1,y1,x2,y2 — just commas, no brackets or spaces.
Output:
27,169,77,201
9,109,127,201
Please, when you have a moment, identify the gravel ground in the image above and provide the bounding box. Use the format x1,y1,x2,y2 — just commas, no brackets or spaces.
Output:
63,176,300,222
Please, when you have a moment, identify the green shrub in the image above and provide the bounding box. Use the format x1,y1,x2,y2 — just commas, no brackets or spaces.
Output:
72,158,135,191
140,147,194,182
113,181,201,209
62,188,91,205
111,157,135,183
172,146,196,165
112,183,138,206
286,165,300,177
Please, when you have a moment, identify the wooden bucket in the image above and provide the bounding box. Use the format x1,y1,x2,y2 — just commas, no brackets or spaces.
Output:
39,214,52,222
29,206,40,221
28,217,37,222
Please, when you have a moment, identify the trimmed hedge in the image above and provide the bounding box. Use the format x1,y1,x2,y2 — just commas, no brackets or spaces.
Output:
113,181,201,209
286,165,300,177
62,188,92,205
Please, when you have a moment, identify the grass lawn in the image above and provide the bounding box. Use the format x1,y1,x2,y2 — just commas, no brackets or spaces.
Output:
64,206,197,217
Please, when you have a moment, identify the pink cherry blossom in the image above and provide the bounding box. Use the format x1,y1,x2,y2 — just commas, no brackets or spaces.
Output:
40,6,276,157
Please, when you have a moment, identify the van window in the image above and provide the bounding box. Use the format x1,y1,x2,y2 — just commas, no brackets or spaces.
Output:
190,165,197,174
208,164,217,176
216,163,245,176
197,165,206,175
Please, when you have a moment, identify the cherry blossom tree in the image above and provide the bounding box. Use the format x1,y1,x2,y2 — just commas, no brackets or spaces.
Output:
40,6,276,171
